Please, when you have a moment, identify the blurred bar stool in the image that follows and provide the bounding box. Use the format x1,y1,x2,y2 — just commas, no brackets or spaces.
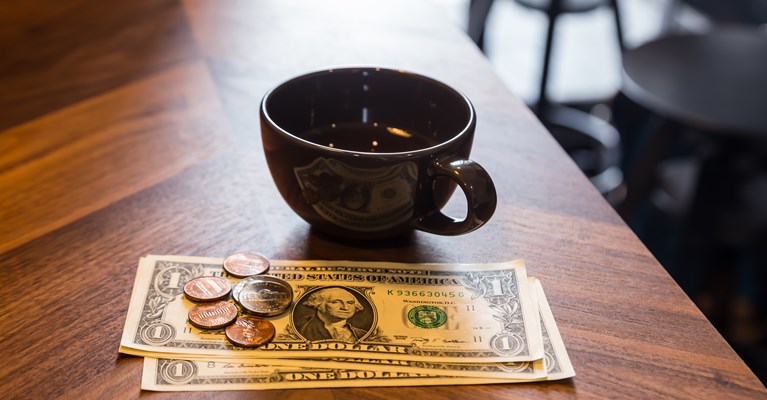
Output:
467,0,626,201
468,0,624,113
616,28,767,312
513,0,624,116
619,28,767,218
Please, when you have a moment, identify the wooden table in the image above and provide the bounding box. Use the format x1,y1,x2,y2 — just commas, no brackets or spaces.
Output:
1,0,765,398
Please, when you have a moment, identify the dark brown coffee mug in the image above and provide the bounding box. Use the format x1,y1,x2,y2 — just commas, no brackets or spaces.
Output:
260,67,496,239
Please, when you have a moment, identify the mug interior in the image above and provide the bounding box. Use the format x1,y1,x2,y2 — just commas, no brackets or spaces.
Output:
263,68,473,154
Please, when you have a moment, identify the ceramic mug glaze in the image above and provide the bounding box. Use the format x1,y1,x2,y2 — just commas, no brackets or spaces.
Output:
260,67,496,240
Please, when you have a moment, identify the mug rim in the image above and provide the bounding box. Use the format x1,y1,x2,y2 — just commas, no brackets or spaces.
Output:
260,66,476,158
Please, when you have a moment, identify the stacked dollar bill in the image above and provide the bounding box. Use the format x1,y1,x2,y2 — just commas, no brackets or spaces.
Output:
119,255,574,391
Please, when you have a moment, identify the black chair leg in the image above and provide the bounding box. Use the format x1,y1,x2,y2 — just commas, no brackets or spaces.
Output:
609,0,625,52
537,0,561,117
468,0,495,52
618,118,678,220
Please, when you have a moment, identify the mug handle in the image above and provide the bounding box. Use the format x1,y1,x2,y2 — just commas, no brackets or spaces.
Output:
412,153,497,235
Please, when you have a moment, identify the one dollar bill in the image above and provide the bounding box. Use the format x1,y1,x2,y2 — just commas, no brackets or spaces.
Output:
120,255,543,363
141,279,573,391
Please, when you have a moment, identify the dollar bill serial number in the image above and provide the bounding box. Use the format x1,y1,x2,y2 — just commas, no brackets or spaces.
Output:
387,289,465,298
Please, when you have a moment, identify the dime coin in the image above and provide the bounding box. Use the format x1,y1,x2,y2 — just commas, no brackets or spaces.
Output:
225,315,276,347
231,279,247,303
223,252,270,278
236,275,293,317
183,276,232,302
188,300,238,330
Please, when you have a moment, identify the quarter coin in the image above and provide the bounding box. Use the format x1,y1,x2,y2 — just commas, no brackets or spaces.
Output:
236,275,293,317
188,300,238,330
183,276,232,302
225,315,276,347
223,252,270,278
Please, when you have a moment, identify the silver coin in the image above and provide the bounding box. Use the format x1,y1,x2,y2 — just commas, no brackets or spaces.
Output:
232,279,248,303
236,275,293,317
233,276,276,303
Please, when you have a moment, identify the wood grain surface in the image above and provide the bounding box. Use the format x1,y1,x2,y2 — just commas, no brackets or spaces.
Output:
0,0,765,398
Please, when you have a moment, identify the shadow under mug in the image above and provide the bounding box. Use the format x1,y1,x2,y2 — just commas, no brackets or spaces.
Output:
260,67,496,240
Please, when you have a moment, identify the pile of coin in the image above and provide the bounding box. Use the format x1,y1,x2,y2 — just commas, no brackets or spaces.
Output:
182,251,291,348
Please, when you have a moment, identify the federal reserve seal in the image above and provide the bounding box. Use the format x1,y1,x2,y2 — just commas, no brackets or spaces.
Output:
407,305,447,329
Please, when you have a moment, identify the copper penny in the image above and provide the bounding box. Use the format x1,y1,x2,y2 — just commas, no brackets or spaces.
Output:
183,276,232,302
223,252,270,278
236,275,293,317
188,300,238,330
225,315,276,347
